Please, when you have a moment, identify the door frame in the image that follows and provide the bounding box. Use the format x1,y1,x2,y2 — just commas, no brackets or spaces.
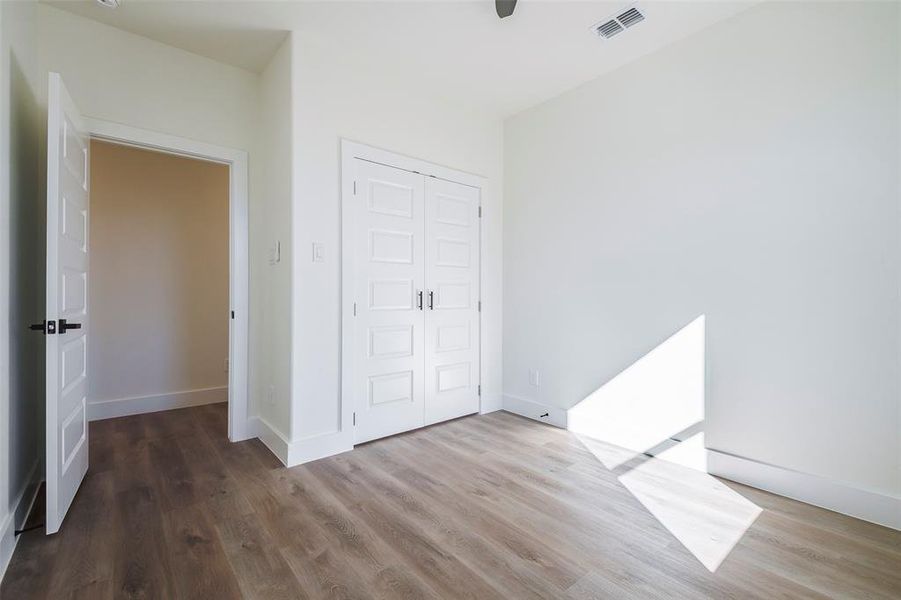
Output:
340,140,486,444
84,118,251,442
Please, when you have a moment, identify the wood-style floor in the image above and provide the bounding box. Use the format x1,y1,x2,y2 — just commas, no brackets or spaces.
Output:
2,404,900,599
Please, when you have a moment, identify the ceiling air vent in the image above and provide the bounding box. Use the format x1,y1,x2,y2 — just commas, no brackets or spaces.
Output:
593,6,645,39
617,7,644,28
595,19,625,39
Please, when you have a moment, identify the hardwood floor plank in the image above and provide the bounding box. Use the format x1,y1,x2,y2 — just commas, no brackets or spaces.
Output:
276,468,442,600
174,426,255,522
332,450,565,599
279,547,371,600
4,404,900,600
44,470,117,599
0,489,60,600
306,459,507,600
361,437,589,590
215,511,308,600
161,503,244,600
148,436,198,512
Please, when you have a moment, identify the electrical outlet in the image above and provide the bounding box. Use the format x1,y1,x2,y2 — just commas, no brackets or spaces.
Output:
529,369,540,387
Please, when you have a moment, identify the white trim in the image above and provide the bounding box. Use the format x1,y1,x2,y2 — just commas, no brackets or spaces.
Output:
88,387,227,421
479,392,504,415
503,394,568,429
708,449,901,531
250,416,291,466
82,118,251,442
340,140,489,460
288,432,353,466
0,461,41,585
253,418,353,468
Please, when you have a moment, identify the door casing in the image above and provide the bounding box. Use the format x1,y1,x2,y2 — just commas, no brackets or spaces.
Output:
341,140,487,445
84,118,251,443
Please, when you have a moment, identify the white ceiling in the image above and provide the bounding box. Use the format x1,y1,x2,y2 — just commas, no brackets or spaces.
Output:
44,1,754,118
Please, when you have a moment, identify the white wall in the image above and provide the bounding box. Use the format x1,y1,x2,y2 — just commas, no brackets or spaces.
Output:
252,35,293,446
0,0,42,581
504,2,899,515
289,36,503,462
37,6,293,439
37,5,257,151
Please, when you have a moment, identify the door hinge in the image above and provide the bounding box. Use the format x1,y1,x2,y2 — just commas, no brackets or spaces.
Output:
231,310,235,319
478,206,482,218
478,385,481,396
353,180,357,195
478,300,481,312
353,302,357,316
353,411,356,426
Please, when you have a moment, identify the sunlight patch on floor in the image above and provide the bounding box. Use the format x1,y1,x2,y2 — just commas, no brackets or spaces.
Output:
618,447,761,572
576,432,761,572
567,314,761,571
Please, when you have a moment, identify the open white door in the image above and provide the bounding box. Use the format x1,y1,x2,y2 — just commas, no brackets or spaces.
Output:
45,72,89,534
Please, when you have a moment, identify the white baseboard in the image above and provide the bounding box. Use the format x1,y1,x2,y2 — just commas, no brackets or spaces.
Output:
708,449,901,531
0,461,41,585
250,418,353,467
287,430,353,467
502,394,567,428
88,386,227,421
249,416,291,466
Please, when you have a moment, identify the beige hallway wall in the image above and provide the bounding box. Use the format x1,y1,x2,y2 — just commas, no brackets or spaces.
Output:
89,140,229,410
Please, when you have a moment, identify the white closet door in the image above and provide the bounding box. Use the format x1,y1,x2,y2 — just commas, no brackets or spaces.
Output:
424,177,480,425
353,159,426,443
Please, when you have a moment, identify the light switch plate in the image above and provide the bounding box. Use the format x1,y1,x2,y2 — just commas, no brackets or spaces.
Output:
312,242,325,263
269,240,281,265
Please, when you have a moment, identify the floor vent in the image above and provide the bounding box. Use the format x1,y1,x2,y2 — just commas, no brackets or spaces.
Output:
593,6,645,39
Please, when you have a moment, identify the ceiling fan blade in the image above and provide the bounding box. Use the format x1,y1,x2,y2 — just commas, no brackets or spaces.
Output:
496,0,517,19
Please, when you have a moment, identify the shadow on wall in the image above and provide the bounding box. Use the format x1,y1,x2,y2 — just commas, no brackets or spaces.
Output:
567,315,761,572
7,51,45,506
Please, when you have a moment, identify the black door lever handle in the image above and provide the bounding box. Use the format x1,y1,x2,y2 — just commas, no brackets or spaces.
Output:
59,319,82,333
29,320,56,334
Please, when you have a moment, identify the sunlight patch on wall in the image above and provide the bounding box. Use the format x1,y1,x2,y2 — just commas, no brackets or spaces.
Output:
567,315,706,469
567,313,760,571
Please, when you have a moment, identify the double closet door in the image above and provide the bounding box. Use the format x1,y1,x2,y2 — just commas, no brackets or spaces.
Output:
353,159,480,444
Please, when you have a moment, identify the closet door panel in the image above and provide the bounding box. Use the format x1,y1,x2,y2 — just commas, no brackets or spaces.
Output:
354,160,426,443
424,178,480,425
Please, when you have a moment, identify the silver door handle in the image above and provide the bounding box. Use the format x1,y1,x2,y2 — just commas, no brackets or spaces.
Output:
428,291,434,310
417,290,423,311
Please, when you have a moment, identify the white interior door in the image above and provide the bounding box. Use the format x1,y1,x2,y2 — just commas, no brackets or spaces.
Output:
424,178,481,425
45,72,89,534
353,159,426,443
